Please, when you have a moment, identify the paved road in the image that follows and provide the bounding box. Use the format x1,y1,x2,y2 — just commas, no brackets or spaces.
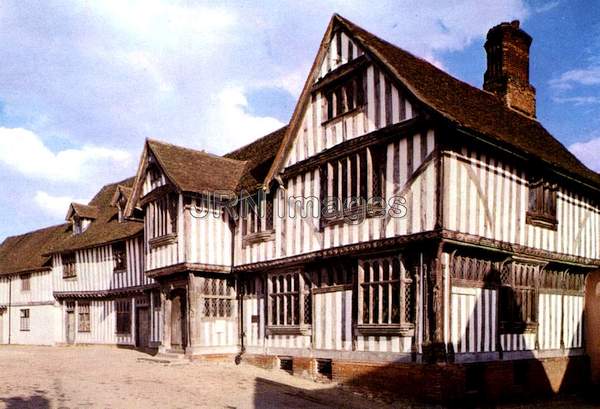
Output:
0,346,392,409
0,346,595,408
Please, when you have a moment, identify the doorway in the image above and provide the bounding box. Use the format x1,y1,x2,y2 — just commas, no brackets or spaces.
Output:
0,310,4,344
136,307,150,348
66,311,75,344
170,289,187,351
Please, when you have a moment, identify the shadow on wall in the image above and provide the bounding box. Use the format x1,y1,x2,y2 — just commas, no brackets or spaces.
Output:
0,394,50,409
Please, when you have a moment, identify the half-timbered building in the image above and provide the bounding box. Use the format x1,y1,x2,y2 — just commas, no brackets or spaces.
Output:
0,225,68,345
44,178,159,348
1,13,599,402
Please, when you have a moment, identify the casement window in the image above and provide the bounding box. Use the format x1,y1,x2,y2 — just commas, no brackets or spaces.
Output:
20,309,30,331
268,271,311,329
115,299,131,334
112,242,126,272
202,278,235,318
499,263,538,333
358,256,415,335
320,146,385,226
323,73,365,122
527,178,558,230
62,252,77,279
78,303,90,332
20,273,31,292
241,193,275,246
149,194,178,239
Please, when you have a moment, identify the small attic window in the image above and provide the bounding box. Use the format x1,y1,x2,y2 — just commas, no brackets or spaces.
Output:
322,73,365,123
71,215,91,235
117,195,128,223
73,215,82,235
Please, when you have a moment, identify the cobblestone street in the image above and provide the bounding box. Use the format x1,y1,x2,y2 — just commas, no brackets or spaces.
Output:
0,346,393,409
0,346,595,409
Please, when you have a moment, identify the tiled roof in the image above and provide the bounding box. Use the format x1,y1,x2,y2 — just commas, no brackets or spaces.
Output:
147,139,248,194
45,177,143,254
334,14,600,188
224,126,288,191
67,202,99,220
0,224,68,275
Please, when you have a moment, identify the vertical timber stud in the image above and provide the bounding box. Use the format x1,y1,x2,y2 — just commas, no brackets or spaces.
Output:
187,272,200,354
423,241,447,363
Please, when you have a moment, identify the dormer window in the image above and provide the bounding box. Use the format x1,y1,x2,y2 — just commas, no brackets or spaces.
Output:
66,203,97,235
73,216,82,235
323,73,365,123
117,195,127,223
526,177,558,230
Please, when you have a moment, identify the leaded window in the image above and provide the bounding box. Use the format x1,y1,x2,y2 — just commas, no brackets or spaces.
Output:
268,272,311,327
323,73,365,122
115,299,131,334
202,278,235,318
319,146,384,226
78,303,90,332
62,252,76,279
499,262,538,333
358,255,415,334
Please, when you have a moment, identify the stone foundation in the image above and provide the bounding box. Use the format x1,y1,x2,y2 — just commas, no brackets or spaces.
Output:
243,353,590,403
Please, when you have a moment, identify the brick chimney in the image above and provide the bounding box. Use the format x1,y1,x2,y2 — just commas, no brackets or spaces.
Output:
483,20,536,118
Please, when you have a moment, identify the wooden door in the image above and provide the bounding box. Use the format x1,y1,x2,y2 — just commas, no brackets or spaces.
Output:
66,311,75,344
0,311,4,344
136,307,150,348
170,291,187,351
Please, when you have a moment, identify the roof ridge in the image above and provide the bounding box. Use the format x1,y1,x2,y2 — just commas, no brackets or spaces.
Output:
1,223,69,242
224,125,289,158
335,14,542,125
147,138,247,165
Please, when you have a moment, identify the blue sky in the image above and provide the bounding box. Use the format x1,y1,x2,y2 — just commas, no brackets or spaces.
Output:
0,0,599,241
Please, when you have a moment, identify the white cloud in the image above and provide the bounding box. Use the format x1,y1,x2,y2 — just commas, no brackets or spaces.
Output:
206,87,285,153
33,191,88,219
549,66,600,90
570,137,600,172
552,96,600,105
535,1,560,13
0,127,132,182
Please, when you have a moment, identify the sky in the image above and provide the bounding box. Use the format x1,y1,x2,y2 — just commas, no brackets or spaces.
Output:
0,0,599,241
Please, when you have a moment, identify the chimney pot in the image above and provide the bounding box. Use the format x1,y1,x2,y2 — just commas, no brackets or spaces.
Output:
483,21,536,117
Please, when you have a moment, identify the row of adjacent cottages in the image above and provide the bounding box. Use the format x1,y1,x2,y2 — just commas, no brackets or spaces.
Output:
1,14,600,403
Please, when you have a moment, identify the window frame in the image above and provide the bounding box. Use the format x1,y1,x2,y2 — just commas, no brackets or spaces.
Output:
526,178,558,230
20,273,31,292
321,71,366,124
499,262,539,334
112,242,127,272
20,308,30,331
201,277,236,319
266,271,311,335
319,146,385,228
357,255,415,336
115,299,131,335
78,302,91,333
62,252,77,279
